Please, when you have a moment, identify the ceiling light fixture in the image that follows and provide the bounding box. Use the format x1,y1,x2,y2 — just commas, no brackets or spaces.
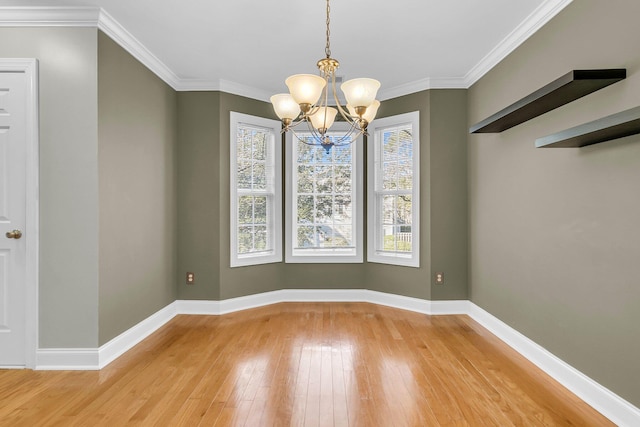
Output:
270,0,381,152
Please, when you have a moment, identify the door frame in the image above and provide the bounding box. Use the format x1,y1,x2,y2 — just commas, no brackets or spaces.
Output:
0,58,39,368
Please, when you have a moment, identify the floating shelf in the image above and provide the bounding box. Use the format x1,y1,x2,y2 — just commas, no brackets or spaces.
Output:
535,106,640,148
469,69,627,134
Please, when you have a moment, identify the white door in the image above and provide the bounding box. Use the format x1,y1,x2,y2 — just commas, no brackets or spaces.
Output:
0,63,31,367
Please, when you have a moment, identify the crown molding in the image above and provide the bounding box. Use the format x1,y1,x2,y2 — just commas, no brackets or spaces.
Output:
172,79,221,92
378,75,468,101
218,79,273,102
464,0,574,87
0,1,574,98
0,6,181,90
378,77,431,101
97,9,181,90
0,6,99,26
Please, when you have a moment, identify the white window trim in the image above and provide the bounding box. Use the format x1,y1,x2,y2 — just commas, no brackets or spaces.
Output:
285,123,363,263
230,112,282,267
367,111,420,267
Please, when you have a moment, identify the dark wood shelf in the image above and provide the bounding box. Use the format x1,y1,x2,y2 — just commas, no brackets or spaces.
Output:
469,69,626,134
535,106,640,148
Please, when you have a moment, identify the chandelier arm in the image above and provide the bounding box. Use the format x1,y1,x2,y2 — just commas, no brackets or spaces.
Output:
306,104,323,117
304,120,328,144
289,126,321,147
336,125,363,145
290,113,363,147
287,119,311,130
330,74,359,124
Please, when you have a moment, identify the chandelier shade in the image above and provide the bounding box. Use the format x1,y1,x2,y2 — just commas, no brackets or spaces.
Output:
270,0,381,149
309,106,338,132
341,78,381,109
348,99,380,125
270,94,301,121
285,74,326,107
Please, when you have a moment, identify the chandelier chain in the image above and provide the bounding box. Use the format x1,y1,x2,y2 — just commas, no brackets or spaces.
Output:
325,0,331,58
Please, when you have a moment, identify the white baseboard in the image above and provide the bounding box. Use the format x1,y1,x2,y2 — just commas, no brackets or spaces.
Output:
176,299,221,315
365,290,431,313
35,301,178,371
467,303,640,427
33,290,640,426
36,348,99,370
430,299,471,315
98,301,178,369
176,289,452,316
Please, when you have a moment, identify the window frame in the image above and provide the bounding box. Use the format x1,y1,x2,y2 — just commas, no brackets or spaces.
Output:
230,112,282,267
367,111,420,267
285,123,363,263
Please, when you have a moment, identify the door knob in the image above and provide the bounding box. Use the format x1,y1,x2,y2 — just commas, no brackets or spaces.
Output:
5,230,22,239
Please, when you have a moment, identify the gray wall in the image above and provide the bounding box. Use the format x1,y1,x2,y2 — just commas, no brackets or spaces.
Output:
217,92,286,300
369,89,468,300
0,27,100,348
177,89,467,301
177,92,221,300
177,92,288,300
0,28,179,347
97,32,178,345
468,0,640,406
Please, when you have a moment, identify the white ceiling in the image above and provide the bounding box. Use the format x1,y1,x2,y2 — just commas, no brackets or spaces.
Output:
0,0,573,100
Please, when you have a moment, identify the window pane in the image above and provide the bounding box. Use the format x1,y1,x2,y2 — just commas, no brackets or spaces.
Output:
383,131,398,160
237,128,251,160
316,195,333,223
316,148,332,164
335,177,351,193
383,225,395,251
334,165,351,188
254,196,267,224
332,225,351,247
397,195,412,225
334,145,352,164
398,160,412,190
238,196,253,224
297,165,314,193
316,178,332,194
383,195,395,224
237,161,252,189
325,225,348,247
398,130,412,159
297,226,315,247
315,165,332,194
238,226,253,254
254,226,267,250
334,195,352,224
252,131,267,161
316,225,331,247
297,195,314,223
298,143,316,163
315,165,331,181
382,161,398,190
253,163,266,189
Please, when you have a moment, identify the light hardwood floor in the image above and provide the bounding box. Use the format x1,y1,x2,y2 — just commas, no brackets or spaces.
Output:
0,302,613,426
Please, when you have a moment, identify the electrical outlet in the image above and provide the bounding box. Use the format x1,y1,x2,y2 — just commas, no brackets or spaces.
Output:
435,272,444,285
186,272,195,285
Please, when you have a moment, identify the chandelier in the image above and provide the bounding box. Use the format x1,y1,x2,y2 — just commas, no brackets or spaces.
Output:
270,0,381,152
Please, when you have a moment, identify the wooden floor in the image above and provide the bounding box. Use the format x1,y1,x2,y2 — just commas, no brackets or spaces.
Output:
0,303,613,426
